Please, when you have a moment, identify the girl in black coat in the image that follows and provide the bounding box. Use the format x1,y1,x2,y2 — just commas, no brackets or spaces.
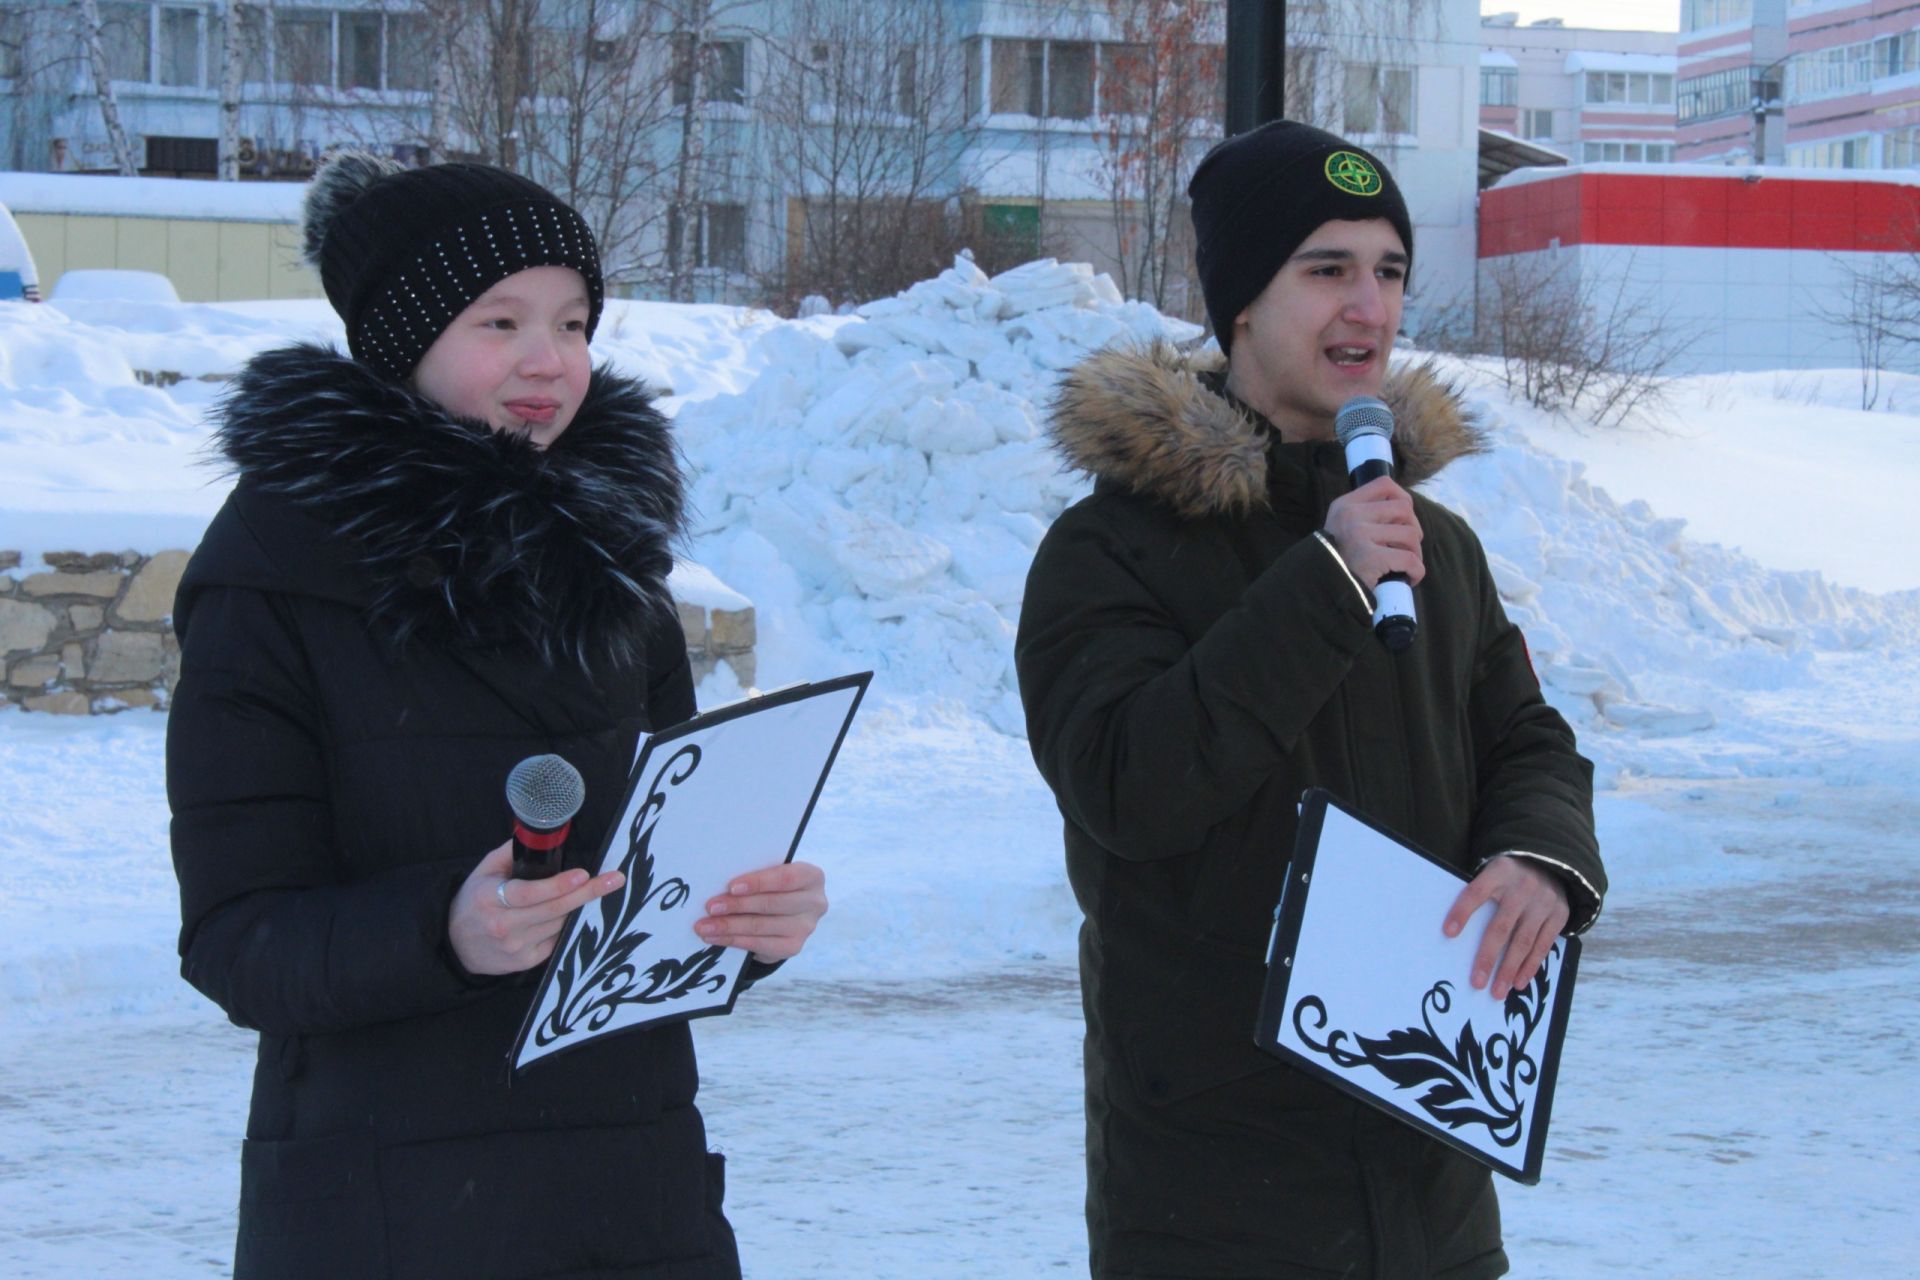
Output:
167,156,827,1280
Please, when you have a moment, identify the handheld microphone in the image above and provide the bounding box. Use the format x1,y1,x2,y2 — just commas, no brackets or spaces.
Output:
1334,396,1417,653
505,754,586,880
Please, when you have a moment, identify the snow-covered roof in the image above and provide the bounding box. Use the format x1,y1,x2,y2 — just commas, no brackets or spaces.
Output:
1564,51,1677,76
0,172,307,223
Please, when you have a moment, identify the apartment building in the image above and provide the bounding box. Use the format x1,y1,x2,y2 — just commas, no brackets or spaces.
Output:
1,0,1483,314
1676,0,1920,168
1480,13,1678,165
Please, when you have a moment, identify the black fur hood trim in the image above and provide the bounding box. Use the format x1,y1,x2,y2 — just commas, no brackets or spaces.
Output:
213,343,683,669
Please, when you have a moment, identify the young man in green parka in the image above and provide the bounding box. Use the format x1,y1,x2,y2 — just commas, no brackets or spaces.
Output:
1015,121,1606,1278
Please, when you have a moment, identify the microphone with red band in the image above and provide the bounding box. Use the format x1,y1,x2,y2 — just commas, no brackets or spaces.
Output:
506,754,586,880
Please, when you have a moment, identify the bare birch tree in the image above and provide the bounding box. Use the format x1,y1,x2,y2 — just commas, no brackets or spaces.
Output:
216,2,249,180
72,0,139,174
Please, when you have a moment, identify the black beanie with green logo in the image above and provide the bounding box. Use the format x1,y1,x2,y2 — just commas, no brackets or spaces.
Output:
1188,121,1414,354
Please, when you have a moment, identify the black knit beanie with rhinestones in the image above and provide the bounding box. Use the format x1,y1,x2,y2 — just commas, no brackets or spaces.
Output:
1188,121,1413,356
300,154,605,380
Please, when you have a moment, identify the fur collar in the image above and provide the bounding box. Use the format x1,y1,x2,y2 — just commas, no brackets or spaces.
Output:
215,343,683,668
1049,343,1486,521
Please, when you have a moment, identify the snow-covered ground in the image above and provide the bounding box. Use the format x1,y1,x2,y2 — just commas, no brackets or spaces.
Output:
3,262,1917,1277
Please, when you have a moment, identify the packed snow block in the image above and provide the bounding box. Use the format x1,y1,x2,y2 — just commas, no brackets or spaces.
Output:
830,512,953,598
987,259,1114,316
1679,578,1749,643
903,397,998,456
1485,552,1541,605
1598,698,1716,736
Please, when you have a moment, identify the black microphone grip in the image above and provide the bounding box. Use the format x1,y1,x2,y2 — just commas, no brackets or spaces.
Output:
1348,458,1394,487
511,819,570,880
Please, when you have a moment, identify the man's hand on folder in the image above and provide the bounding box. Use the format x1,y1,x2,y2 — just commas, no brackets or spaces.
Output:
1442,857,1569,1002
696,861,830,963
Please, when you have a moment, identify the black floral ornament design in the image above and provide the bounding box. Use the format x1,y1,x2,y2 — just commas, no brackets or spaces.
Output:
1292,941,1560,1148
533,744,729,1048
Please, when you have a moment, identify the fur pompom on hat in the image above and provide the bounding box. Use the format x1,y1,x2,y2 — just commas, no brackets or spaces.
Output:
302,154,605,380
1187,121,1413,356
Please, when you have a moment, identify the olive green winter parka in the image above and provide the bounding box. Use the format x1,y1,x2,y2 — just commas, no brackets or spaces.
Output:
1015,345,1604,1280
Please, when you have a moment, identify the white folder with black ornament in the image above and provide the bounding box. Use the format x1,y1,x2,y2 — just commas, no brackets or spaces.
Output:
1255,788,1581,1184
510,673,870,1073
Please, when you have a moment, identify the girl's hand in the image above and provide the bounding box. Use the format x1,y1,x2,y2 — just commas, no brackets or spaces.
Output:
449,842,625,976
695,861,828,964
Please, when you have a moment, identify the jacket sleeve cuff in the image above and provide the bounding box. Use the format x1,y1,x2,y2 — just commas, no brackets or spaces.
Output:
1312,530,1374,617
1475,850,1604,935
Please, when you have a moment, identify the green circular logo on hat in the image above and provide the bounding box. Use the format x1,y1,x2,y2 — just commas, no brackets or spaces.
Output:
1325,151,1382,196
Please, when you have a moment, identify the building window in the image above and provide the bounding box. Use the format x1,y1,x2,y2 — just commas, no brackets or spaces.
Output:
1344,63,1414,136
1582,140,1673,163
1785,136,1872,168
1522,107,1554,139
157,6,201,87
1049,40,1094,119
1676,66,1752,122
274,8,330,88
1584,71,1673,106
339,9,382,90
385,14,429,92
672,36,746,106
989,37,1043,114
894,45,916,115
967,36,1208,122
99,3,152,82
1788,31,1920,102
669,203,747,273
1480,66,1516,107
1682,0,1752,31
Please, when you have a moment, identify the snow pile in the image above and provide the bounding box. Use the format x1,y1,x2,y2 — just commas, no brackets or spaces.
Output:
4,256,1916,773
675,257,1201,730
1428,401,1912,746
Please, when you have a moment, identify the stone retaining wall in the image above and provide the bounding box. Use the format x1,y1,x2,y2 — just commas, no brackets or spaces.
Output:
0,549,755,715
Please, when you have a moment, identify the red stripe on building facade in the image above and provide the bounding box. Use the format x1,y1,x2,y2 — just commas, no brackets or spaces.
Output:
1478,172,1920,256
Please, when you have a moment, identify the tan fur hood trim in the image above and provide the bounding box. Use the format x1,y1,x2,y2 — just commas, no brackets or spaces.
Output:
1048,343,1486,521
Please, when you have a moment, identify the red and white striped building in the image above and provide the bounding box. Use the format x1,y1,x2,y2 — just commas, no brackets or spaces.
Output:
1677,0,1920,170
1478,163,1920,372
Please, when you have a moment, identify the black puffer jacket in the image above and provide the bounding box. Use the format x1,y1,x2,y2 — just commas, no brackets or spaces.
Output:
167,345,741,1279
1016,345,1604,1279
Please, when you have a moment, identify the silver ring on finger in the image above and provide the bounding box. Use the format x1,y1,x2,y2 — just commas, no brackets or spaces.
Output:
496,880,512,910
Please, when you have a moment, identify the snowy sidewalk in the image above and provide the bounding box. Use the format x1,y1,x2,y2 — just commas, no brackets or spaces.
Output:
3,762,1917,1278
